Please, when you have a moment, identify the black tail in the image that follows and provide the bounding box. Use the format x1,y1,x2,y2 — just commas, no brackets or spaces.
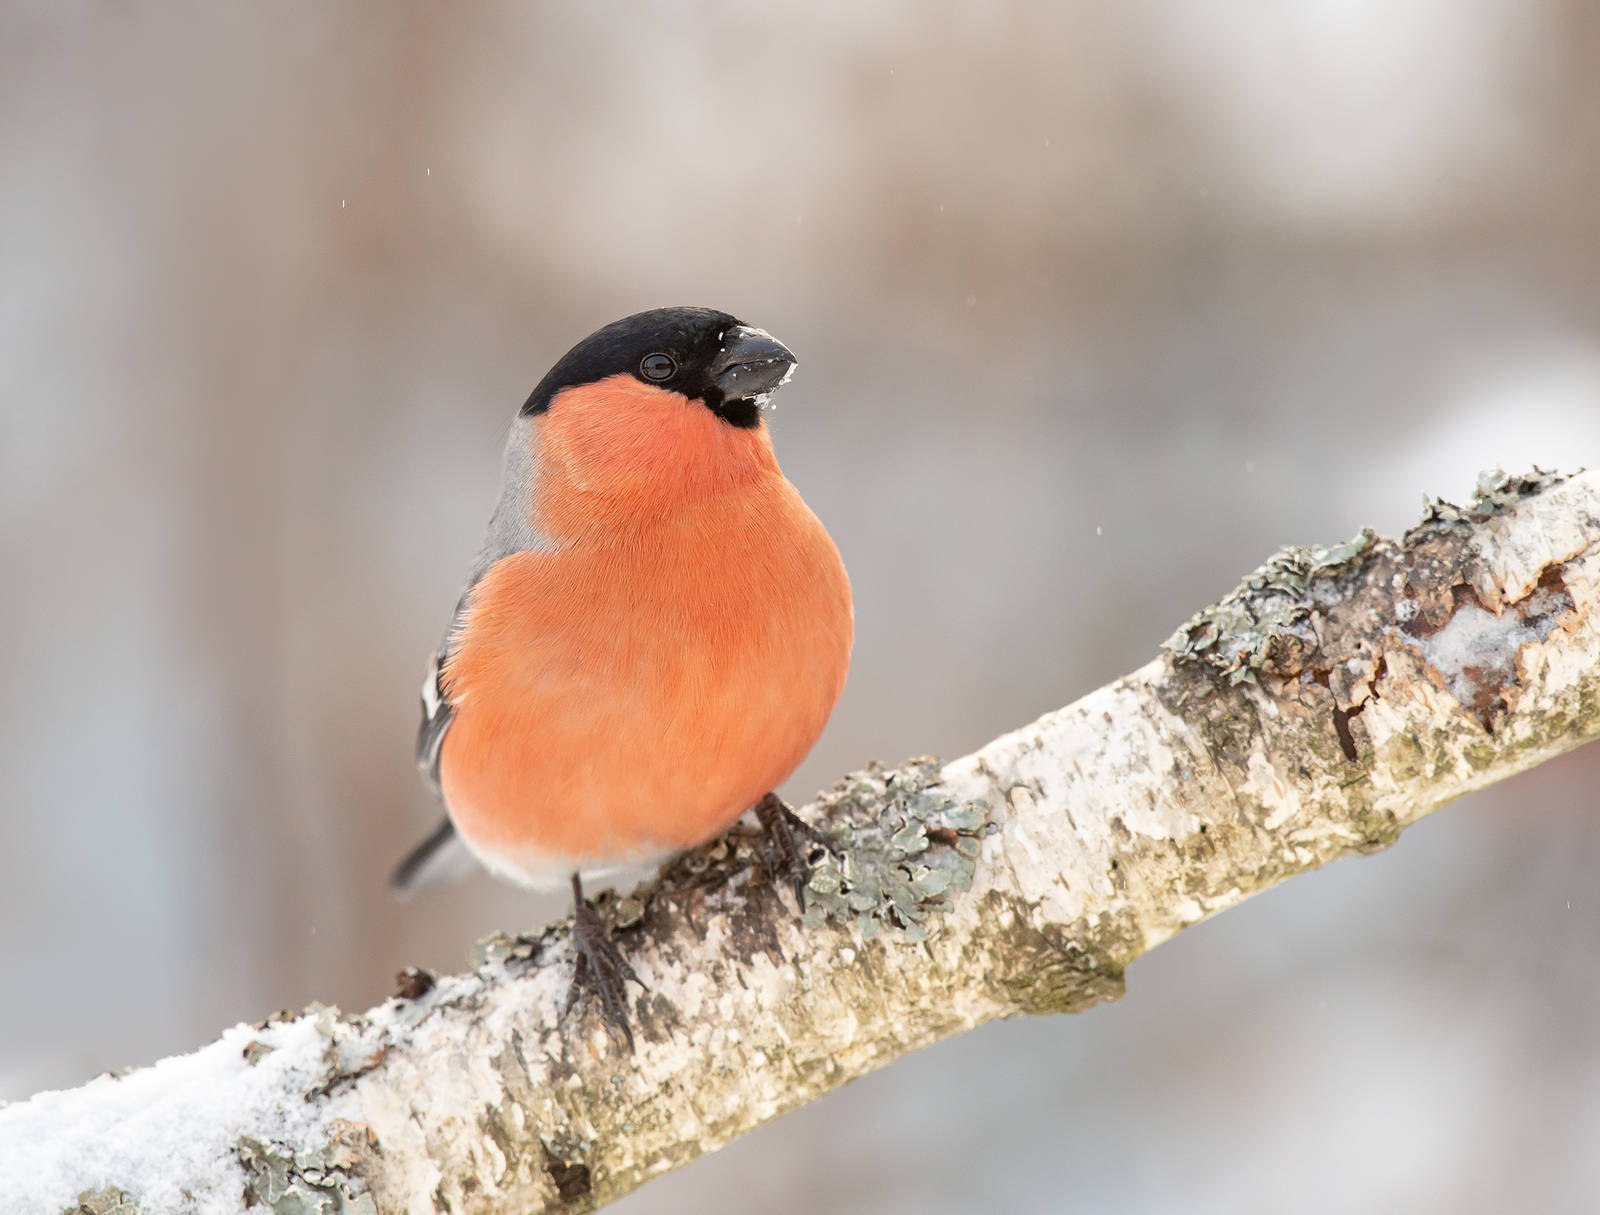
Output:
391,816,473,895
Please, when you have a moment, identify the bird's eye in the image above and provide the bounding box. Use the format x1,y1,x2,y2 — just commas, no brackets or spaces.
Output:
639,353,677,382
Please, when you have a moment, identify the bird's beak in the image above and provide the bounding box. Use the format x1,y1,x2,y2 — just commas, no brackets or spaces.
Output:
710,326,797,402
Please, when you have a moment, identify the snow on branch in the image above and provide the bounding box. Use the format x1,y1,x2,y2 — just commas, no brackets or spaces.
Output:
7,469,1600,1215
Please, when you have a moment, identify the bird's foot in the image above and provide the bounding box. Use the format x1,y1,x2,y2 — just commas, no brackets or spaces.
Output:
565,874,646,1052
754,792,829,905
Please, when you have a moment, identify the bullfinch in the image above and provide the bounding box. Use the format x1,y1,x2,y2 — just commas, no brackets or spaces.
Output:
392,307,853,1044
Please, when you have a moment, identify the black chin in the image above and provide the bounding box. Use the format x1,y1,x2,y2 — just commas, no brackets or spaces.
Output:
702,387,763,429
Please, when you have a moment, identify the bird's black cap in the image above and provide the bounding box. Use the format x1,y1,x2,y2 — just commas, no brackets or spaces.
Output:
521,307,796,428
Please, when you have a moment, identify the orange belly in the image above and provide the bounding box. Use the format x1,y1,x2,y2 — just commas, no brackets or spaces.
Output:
438,476,851,889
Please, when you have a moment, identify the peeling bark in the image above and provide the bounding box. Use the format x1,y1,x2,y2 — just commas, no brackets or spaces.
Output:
8,469,1600,1215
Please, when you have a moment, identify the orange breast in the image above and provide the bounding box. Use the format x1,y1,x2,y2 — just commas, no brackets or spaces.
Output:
438,473,852,883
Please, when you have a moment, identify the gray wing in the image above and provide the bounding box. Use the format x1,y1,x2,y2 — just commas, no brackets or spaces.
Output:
395,415,553,895
394,587,477,894
415,536,487,793
415,637,457,800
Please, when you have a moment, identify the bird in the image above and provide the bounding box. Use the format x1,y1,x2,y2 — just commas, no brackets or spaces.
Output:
392,307,853,1046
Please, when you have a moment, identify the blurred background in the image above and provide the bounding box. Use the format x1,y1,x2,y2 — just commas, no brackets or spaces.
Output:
3,2,1599,1211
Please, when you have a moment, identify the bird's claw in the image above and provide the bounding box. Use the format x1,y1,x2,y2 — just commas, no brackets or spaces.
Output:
755,792,829,906
565,880,646,1052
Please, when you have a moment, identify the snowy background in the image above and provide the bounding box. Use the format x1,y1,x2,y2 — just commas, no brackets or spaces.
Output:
3,3,1599,1212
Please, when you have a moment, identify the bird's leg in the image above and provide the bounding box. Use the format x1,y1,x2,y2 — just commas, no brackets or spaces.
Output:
754,791,829,904
565,872,646,1051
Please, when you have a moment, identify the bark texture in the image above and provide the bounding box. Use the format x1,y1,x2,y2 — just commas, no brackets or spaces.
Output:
8,469,1600,1215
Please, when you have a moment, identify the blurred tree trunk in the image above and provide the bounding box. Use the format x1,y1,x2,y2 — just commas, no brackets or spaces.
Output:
11,470,1600,1215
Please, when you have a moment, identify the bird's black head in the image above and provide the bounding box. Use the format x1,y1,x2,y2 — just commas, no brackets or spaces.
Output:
521,307,797,428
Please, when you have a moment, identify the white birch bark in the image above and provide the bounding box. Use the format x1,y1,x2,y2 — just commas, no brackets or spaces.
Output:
7,469,1600,1215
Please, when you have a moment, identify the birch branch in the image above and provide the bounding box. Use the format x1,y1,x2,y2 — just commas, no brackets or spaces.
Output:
7,469,1600,1215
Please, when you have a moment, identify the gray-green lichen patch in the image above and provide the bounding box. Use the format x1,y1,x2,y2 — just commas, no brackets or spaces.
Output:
237,1125,379,1215
1167,470,1576,689
1164,528,1380,684
1414,467,1568,531
799,757,992,941
1164,469,1588,758
1397,468,1572,629
67,1188,142,1215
